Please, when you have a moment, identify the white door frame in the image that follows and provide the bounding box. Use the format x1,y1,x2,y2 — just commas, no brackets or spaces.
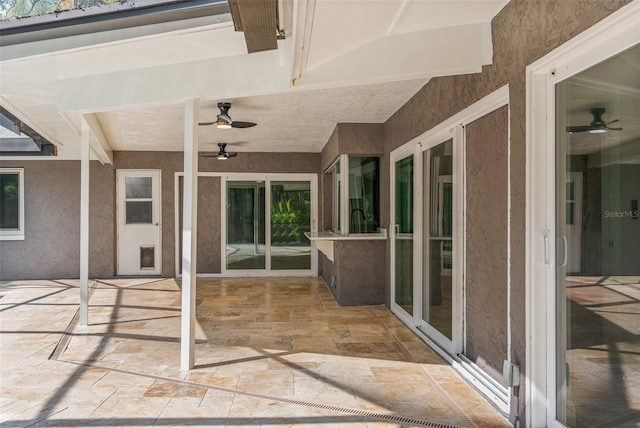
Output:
525,3,640,426
390,143,418,328
116,169,162,276
221,173,318,277
390,85,511,414
416,128,462,356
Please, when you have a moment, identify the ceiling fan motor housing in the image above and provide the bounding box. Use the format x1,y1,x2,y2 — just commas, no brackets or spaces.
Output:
589,107,606,128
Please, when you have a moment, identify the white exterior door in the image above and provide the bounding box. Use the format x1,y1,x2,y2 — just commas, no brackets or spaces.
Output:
117,170,162,275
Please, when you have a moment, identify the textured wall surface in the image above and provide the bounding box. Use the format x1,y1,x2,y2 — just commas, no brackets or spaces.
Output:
464,106,509,386
177,176,221,274
329,240,385,306
320,127,340,171
0,160,114,280
335,123,385,157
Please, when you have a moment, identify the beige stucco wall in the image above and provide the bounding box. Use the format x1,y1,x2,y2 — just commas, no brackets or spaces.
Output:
465,106,509,386
0,160,114,279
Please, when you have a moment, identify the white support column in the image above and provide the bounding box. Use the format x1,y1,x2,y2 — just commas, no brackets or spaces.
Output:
181,98,199,371
79,120,90,326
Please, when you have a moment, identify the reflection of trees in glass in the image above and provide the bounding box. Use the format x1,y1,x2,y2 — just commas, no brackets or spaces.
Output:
0,174,19,230
271,185,310,245
1,0,121,19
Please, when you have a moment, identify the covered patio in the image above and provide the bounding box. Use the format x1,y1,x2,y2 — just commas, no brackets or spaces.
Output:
0,277,508,427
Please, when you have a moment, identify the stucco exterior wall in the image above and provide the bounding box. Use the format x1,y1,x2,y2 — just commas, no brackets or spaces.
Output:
465,106,509,386
0,160,114,280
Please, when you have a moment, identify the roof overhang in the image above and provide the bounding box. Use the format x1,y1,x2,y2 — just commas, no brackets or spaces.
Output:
0,0,509,159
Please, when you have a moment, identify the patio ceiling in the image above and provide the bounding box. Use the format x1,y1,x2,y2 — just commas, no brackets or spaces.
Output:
0,0,509,161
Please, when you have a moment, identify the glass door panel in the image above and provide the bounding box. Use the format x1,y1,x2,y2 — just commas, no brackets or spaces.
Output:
270,181,312,270
226,181,265,270
422,139,454,340
394,156,414,315
555,44,640,427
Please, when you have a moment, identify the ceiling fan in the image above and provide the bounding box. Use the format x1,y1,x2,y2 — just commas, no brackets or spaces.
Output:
201,143,238,160
199,102,257,129
566,107,623,134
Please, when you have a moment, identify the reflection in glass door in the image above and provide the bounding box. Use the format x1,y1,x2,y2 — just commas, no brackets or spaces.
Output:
555,44,640,427
393,155,414,315
270,181,311,270
226,181,266,270
224,176,315,274
422,139,454,341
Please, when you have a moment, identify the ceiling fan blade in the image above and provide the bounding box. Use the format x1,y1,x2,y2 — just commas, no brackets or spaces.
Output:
198,122,216,126
199,153,218,157
231,121,257,128
227,152,238,157
566,125,590,133
605,119,623,130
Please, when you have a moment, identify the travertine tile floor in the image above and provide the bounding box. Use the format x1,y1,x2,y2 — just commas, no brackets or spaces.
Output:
0,277,510,427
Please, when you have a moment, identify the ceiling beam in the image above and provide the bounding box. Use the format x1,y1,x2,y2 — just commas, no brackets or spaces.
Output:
231,0,278,53
57,50,291,113
82,113,114,165
294,23,493,88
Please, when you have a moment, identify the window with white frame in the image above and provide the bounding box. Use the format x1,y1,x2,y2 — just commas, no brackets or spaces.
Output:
326,158,342,233
325,155,381,235
0,168,25,240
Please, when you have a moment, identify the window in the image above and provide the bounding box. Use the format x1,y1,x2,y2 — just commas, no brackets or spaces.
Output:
326,158,341,233
326,155,380,235
348,156,380,233
0,168,24,240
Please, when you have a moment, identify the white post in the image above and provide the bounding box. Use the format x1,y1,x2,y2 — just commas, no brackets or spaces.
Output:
79,120,90,326
181,98,199,371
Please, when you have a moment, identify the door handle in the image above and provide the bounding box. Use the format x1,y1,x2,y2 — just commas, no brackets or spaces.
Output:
544,230,550,265
557,234,568,268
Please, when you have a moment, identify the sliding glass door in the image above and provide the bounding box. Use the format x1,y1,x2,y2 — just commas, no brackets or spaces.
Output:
226,181,266,270
554,44,640,427
391,130,463,355
392,154,415,317
421,139,455,343
223,175,316,275
270,181,312,271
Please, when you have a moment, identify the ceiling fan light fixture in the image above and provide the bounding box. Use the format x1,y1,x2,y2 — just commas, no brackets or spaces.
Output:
589,127,607,134
217,153,228,160
216,120,232,129
216,113,232,129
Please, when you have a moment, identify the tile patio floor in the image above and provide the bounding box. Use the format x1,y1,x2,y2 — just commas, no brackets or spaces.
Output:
0,277,510,427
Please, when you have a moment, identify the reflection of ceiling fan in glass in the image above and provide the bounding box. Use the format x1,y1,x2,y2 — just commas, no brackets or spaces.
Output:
566,107,623,134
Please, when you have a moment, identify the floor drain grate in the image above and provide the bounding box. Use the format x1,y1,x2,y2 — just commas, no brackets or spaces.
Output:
239,390,466,428
60,359,474,428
